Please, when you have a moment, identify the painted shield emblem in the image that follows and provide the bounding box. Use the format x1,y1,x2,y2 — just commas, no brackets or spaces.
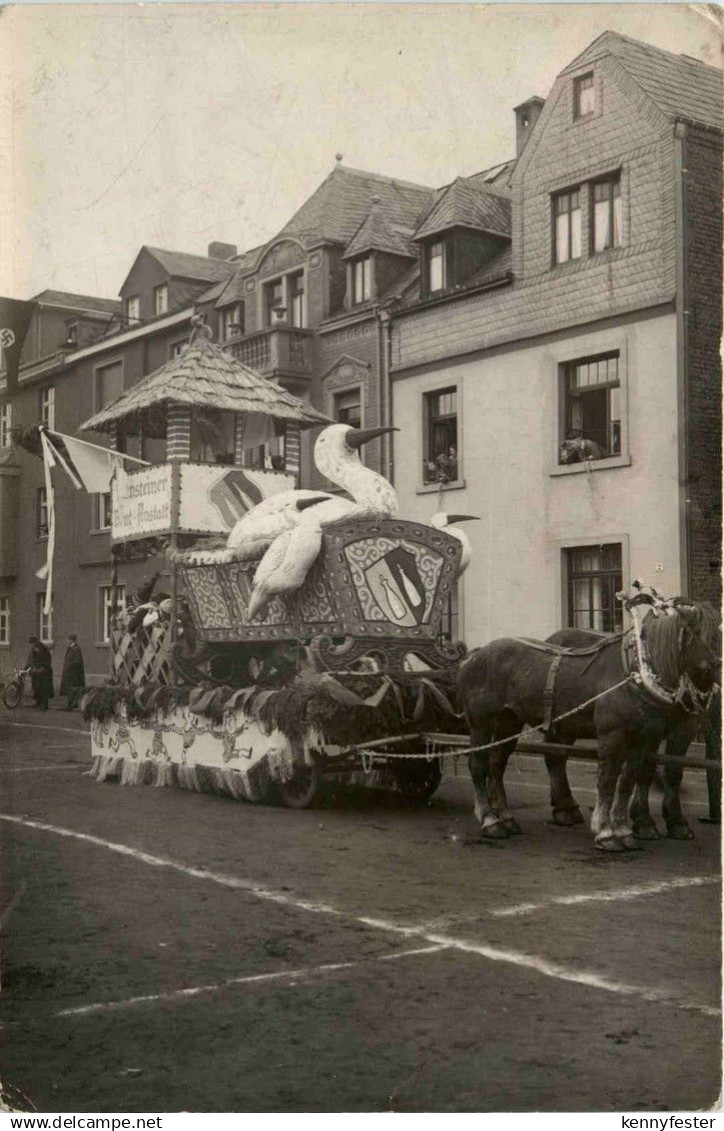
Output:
364,547,427,627
207,469,264,527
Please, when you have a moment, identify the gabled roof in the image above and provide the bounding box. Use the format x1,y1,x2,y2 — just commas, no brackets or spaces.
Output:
33,290,121,315
143,246,237,284
276,164,435,248
562,31,722,133
79,335,330,434
413,176,512,241
211,247,266,308
343,204,415,260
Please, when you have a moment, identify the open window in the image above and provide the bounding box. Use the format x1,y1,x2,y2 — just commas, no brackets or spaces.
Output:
423,387,458,485
560,352,621,464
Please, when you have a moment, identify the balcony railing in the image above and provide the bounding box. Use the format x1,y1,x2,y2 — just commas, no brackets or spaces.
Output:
225,325,313,386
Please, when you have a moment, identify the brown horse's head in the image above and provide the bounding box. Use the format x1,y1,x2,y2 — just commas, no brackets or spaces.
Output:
642,601,721,692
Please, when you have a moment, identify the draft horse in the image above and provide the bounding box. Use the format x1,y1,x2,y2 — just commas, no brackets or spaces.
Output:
547,625,720,840
457,601,720,851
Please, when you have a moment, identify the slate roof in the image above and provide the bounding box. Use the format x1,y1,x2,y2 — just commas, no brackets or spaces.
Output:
144,247,237,284
33,290,121,314
276,165,435,248
80,335,331,434
343,204,415,260
413,176,512,241
563,31,723,132
211,247,266,308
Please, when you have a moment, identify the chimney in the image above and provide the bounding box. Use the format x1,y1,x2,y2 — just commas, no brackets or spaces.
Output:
207,241,237,260
514,97,545,157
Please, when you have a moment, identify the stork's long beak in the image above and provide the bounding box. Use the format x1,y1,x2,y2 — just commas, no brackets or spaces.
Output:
345,425,399,451
447,514,480,524
296,495,331,511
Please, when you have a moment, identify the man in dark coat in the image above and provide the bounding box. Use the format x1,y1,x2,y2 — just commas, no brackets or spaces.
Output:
60,634,85,710
25,636,53,710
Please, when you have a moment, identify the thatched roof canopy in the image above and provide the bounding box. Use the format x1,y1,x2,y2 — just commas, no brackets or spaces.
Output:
79,336,330,435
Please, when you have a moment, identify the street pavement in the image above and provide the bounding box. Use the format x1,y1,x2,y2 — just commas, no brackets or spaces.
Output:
0,705,720,1113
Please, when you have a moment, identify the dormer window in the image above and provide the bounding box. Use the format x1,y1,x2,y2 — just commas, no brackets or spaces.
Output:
351,257,372,305
126,295,140,323
428,240,447,293
154,284,169,316
574,73,595,119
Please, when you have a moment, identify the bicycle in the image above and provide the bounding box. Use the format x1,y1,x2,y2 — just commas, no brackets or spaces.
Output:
2,667,29,709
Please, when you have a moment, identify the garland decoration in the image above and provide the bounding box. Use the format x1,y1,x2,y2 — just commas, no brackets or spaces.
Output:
80,668,467,745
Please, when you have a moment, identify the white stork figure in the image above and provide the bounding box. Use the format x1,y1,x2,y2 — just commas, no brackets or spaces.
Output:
245,424,398,616
247,512,325,620
429,512,479,576
223,423,398,564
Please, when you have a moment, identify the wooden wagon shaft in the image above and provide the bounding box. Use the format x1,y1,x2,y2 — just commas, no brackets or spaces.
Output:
421,733,721,772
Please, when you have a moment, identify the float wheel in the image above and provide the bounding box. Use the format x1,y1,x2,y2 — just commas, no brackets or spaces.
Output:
392,757,443,803
281,762,321,809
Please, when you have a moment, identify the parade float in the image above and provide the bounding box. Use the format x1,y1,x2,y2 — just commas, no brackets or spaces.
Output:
77,321,471,808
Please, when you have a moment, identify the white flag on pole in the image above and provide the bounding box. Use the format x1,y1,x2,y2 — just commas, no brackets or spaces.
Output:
49,431,148,493
37,431,56,615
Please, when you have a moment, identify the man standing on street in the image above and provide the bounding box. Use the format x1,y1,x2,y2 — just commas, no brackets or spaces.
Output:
25,636,54,710
60,633,85,711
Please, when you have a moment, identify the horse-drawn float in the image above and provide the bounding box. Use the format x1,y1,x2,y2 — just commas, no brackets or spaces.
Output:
79,325,474,808
78,325,720,845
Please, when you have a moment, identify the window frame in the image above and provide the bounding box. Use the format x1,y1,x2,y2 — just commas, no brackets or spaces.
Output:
36,486,49,540
563,542,624,634
552,188,582,265
126,295,140,323
288,272,306,327
37,592,53,644
92,491,112,532
99,584,126,644
153,284,169,317
550,335,630,477
333,385,363,431
591,173,623,254
350,257,373,306
0,596,10,646
423,386,459,486
573,73,595,120
263,278,284,326
559,351,622,464
0,401,11,449
219,304,244,342
94,358,124,414
39,384,55,430
427,239,447,294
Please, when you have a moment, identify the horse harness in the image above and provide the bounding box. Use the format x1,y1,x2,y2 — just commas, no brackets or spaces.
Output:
514,636,620,735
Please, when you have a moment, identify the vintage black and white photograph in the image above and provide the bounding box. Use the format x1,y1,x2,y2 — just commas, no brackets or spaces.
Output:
0,1,721,1115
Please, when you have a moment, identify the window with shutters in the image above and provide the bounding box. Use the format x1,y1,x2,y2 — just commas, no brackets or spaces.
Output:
94,360,124,412
333,388,362,431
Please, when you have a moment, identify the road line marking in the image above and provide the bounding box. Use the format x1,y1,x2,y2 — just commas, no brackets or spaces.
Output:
2,814,717,1019
1,765,82,774
423,875,721,928
54,945,448,1017
358,919,720,1018
0,721,88,736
